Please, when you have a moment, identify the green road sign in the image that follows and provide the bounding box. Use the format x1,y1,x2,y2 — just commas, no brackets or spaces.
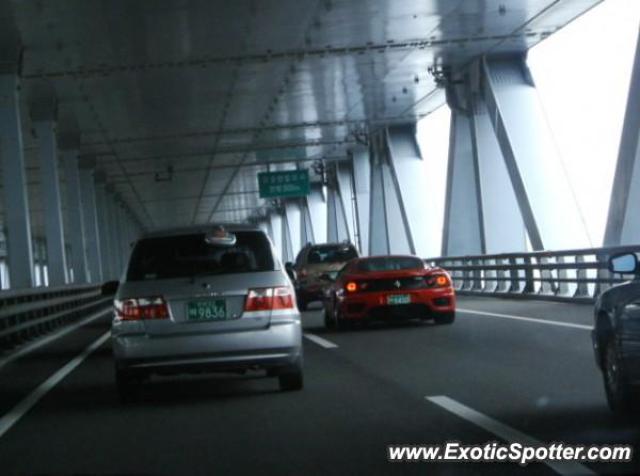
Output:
258,170,310,198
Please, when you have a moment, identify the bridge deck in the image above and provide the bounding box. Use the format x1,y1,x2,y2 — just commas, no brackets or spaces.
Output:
0,296,635,475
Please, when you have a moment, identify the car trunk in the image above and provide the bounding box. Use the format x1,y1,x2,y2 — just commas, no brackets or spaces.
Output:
119,271,286,336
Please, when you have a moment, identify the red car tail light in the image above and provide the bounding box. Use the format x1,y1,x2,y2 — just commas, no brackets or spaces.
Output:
245,287,295,312
116,297,169,321
425,274,451,288
245,288,274,311
345,281,358,293
273,287,295,310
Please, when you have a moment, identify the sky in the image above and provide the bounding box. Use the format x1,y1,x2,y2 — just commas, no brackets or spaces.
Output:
416,0,640,255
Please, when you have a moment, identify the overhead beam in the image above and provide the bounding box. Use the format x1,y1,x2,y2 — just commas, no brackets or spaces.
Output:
85,138,355,162
80,119,369,147
22,31,555,80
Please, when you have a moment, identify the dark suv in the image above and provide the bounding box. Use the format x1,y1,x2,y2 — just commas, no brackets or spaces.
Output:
593,252,640,414
289,242,359,310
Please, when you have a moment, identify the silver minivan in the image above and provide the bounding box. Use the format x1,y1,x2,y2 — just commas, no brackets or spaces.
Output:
111,224,303,400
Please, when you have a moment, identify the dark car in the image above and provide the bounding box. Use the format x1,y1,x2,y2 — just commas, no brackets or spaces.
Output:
593,252,640,414
322,255,456,329
288,242,359,310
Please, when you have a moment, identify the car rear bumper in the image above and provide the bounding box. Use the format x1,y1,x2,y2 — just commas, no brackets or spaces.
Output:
338,289,455,320
112,320,302,375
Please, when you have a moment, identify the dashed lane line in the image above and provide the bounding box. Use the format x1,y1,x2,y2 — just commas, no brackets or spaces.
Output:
426,395,594,476
304,333,338,349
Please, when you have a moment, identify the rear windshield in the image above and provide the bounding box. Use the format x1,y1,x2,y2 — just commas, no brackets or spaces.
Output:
356,257,424,272
126,231,276,281
307,245,357,264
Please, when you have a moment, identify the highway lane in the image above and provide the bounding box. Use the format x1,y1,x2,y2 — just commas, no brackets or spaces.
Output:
0,296,638,475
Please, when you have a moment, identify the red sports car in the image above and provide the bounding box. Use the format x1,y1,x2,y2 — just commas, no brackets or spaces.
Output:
321,255,456,329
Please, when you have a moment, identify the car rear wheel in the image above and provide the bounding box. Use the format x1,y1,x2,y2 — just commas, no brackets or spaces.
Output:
434,312,455,325
278,367,304,391
324,306,336,329
603,334,636,414
334,307,350,330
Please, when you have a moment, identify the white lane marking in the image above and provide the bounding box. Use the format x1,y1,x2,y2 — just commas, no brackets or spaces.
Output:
0,331,110,440
426,396,594,476
0,307,112,372
304,333,338,349
458,308,593,331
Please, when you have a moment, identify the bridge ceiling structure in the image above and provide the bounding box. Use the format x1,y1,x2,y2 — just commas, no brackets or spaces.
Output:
0,0,602,233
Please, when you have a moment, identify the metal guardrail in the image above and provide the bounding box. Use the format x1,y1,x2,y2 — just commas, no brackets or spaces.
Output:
428,245,640,303
0,283,114,352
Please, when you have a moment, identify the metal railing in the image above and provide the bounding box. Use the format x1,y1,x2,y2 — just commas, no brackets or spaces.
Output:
0,283,114,352
428,245,640,303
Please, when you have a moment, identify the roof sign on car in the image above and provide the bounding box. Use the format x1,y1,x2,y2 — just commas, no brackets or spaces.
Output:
205,226,237,246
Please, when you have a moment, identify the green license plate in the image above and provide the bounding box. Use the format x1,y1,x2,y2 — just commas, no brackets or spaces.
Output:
187,300,227,321
387,294,411,305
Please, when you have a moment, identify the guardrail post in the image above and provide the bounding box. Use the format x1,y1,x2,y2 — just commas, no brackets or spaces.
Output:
555,256,569,296
538,256,555,296
496,258,508,293
574,254,590,298
522,256,535,294
471,259,483,291
595,252,611,297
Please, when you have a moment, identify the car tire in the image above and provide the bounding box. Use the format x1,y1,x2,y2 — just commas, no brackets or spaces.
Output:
603,334,636,414
324,306,336,329
116,369,141,403
434,311,455,325
279,368,304,391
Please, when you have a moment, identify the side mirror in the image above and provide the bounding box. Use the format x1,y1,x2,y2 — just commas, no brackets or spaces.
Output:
608,253,638,274
101,280,120,296
284,262,296,281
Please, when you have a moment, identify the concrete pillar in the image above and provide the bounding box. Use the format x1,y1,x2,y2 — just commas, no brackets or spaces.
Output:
300,199,314,247
351,146,370,255
442,109,485,256
326,183,349,243
336,161,356,242
281,209,294,263
482,55,589,250
368,132,413,255
306,183,327,244
284,202,302,258
79,161,103,282
605,27,640,245
107,192,123,278
94,177,113,280
369,133,390,255
62,146,89,283
385,125,431,256
0,74,34,288
269,212,283,261
33,114,68,286
470,91,527,253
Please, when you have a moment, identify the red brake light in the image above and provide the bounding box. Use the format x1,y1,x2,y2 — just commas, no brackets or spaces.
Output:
273,287,294,310
345,282,358,293
245,288,274,312
245,287,295,312
116,297,169,320
426,274,450,288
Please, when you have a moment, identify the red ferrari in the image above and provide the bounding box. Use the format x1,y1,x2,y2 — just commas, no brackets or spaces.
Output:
321,255,456,329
